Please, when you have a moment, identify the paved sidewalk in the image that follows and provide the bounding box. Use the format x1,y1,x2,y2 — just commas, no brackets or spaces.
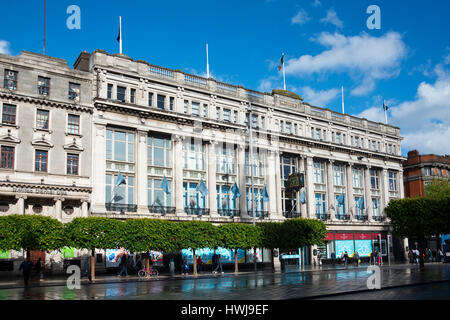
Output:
0,262,442,290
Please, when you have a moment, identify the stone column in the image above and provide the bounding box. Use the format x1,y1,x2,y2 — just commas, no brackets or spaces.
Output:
15,195,27,214
364,166,373,221
327,160,336,221
274,151,283,217
237,144,249,218
207,140,218,217
81,200,89,217
173,135,185,215
305,157,315,218
137,130,148,215
381,168,389,217
92,123,107,213
266,150,279,218
398,169,404,199
346,163,356,221
298,157,305,217
54,197,64,221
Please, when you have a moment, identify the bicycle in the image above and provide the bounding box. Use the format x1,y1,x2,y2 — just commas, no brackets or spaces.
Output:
138,266,159,278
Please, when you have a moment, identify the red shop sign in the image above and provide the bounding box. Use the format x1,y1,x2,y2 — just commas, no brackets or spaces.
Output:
324,233,335,241
372,232,387,240
335,233,353,240
354,233,372,240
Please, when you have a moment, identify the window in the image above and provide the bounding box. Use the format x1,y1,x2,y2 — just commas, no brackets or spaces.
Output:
223,108,230,122
333,164,345,186
285,122,292,134
354,196,363,216
387,144,393,154
372,197,380,216
68,83,80,101
183,141,205,171
388,171,397,191
251,114,258,128
336,133,341,144
313,161,325,184
245,150,265,177
424,167,431,176
216,145,236,174
353,167,363,188
148,93,153,107
157,94,165,109
169,97,174,111
216,107,220,120
37,76,50,96
280,155,297,182
217,185,237,211
35,150,48,172
192,102,200,117
106,173,134,205
130,89,136,104
0,146,14,169
36,109,49,130
67,154,79,175
117,86,126,102
315,128,321,140
371,140,377,151
4,70,18,90
370,169,380,189
107,84,113,99
106,129,135,162
67,114,80,135
335,194,346,215
2,104,16,125
354,136,360,148
246,187,265,213
202,104,208,117
183,182,206,211
315,193,326,215
147,136,172,167
148,178,172,207
184,100,188,114
234,111,239,124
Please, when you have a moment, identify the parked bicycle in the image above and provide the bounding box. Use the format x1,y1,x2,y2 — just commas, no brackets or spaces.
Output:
138,266,159,278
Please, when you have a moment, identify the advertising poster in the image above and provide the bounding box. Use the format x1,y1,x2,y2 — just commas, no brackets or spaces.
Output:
335,240,354,258
106,248,135,268
0,251,9,259
182,247,245,264
246,248,262,263
355,240,372,257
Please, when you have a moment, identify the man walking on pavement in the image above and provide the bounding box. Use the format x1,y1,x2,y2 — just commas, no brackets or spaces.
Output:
343,251,349,268
118,252,128,277
212,254,224,275
19,256,34,287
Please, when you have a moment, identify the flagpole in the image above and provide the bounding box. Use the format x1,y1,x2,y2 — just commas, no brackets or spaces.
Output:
341,86,345,114
206,43,210,79
119,16,122,54
384,100,388,124
282,53,286,90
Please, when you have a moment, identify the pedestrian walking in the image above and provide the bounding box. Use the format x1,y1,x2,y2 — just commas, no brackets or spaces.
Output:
437,248,443,263
354,252,360,266
317,252,322,267
118,253,128,277
212,254,224,274
35,257,43,280
427,248,432,262
19,256,34,287
331,252,336,266
83,257,92,282
212,252,218,272
343,251,349,268
196,255,204,272
408,249,413,264
182,257,189,275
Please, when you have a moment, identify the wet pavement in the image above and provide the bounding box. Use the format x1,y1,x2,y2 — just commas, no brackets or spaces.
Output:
0,263,449,300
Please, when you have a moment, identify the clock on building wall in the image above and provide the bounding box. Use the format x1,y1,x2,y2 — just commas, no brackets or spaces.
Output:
287,173,304,191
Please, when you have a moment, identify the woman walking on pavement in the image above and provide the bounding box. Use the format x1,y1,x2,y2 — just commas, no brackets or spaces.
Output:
212,254,224,275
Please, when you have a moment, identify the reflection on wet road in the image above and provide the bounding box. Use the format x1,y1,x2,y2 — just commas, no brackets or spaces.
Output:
1,264,449,300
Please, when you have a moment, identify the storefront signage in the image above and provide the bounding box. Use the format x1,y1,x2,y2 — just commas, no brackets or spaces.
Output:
12,187,68,196
0,251,9,259
335,233,354,240
62,247,75,258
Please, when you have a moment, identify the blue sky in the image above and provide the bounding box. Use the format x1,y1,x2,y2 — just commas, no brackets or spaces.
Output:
1,0,449,156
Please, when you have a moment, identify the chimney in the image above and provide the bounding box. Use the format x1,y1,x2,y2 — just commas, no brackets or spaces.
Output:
74,51,91,72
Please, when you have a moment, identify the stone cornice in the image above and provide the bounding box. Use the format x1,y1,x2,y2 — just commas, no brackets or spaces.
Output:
0,181,91,193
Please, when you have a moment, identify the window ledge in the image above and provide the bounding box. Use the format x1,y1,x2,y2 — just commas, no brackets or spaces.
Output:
0,123,19,129
65,132,83,138
33,128,53,134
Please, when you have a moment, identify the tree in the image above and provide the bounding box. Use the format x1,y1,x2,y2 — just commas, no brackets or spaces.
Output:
124,219,178,271
0,215,64,258
174,221,219,277
279,218,327,270
64,217,126,280
385,197,450,269
257,222,283,272
425,179,450,200
217,223,261,274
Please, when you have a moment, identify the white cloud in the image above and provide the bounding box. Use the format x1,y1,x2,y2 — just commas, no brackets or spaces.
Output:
258,76,279,92
285,31,407,96
356,60,450,155
311,0,321,7
0,40,10,55
320,8,343,29
300,86,339,107
291,9,311,25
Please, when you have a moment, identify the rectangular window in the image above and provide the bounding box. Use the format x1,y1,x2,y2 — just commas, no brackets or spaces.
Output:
157,94,165,109
36,109,49,130
252,114,259,128
183,182,206,211
245,150,265,177
169,97,174,111
333,164,345,186
223,108,231,122
234,111,238,123
35,150,48,172
315,128,321,140
106,173,135,205
246,188,265,213
183,141,205,171
336,133,341,144
388,171,397,191
68,82,80,101
335,194,346,215
370,169,380,189
353,168,363,188
117,86,126,102
313,161,325,184
424,167,431,176
148,178,172,207
107,84,113,99
184,100,189,114
130,88,136,104
67,114,80,135
372,197,380,216
216,145,236,174
106,129,135,162
217,184,237,211
203,104,208,117
37,76,50,96
2,104,16,125
67,154,79,175
216,107,220,120
147,135,172,167
192,102,200,117
148,93,153,107
354,137,360,147
315,193,326,215
0,146,14,169
4,70,18,90
285,122,292,134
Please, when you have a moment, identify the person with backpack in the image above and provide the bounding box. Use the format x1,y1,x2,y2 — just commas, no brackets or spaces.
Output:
118,253,128,277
